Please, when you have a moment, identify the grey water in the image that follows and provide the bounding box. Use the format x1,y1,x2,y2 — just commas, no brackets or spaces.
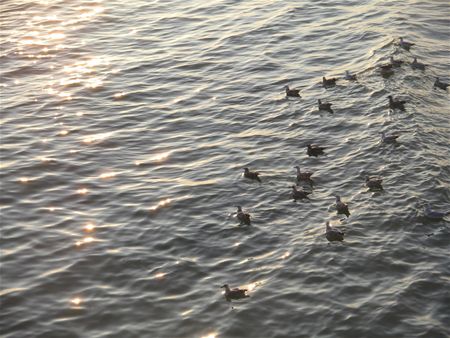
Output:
1,0,450,337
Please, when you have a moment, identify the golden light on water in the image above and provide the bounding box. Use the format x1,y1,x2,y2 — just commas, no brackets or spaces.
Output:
75,236,94,246
99,172,117,179
76,188,88,195
281,251,290,259
58,130,69,136
84,223,95,232
154,272,166,279
149,198,172,211
152,152,171,163
201,333,217,338
19,177,30,183
70,297,82,306
113,92,126,99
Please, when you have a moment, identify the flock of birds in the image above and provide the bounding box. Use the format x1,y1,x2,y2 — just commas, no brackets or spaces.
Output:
223,37,449,303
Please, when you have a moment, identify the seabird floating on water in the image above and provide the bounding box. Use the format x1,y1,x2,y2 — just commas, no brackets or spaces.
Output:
398,37,415,50
424,205,449,220
306,144,326,157
322,76,337,88
411,57,426,70
390,56,404,67
221,284,250,302
366,176,383,190
334,195,350,217
380,131,400,144
344,71,357,81
291,185,311,200
318,99,334,113
284,85,301,97
325,221,344,242
379,64,394,78
434,77,449,91
236,206,251,225
243,168,261,182
294,166,313,181
388,95,406,111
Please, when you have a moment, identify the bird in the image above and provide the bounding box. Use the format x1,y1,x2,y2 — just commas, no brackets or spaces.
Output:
243,168,261,182
325,221,344,242
344,70,357,81
398,37,415,50
390,56,404,67
306,144,326,157
318,99,334,113
291,185,311,200
322,76,337,88
236,206,251,225
411,57,426,70
388,95,406,111
284,85,301,97
334,195,350,217
380,131,400,144
221,284,250,302
365,176,383,190
424,204,449,220
434,77,449,91
294,166,313,181
379,64,394,78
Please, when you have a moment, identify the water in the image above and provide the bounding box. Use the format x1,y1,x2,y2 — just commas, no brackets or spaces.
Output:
1,1,449,337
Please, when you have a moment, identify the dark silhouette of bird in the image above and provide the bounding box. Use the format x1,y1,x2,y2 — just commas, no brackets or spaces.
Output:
380,64,394,78
318,99,334,113
306,144,326,157
243,168,261,182
284,85,301,97
344,70,357,81
335,195,350,217
434,77,449,91
390,56,404,67
221,284,250,302
291,185,311,201
322,76,337,88
294,166,313,181
380,131,400,144
411,57,426,70
398,37,415,50
388,95,406,111
366,176,383,190
236,206,251,225
325,221,344,242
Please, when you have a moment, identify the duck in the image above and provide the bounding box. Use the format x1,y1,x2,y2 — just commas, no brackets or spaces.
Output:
221,284,250,302
424,204,449,220
344,70,357,81
325,221,344,242
388,95,406,111
335,195,350,217
365,176,383,190
434,77,449,91
236,206,251,225
318,99,334,113
398,37,415,50
284,85,301,97
380,64,394,78
243,168,261,182
291,185,311,200
306,144,326,157
294,165,313,181
411,57,426,70
390,56,404,67
322,76,337,88
380,131,400,144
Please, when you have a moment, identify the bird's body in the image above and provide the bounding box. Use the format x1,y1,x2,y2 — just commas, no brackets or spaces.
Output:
335,195,350,217
307,144,326,157
236,206,251,225
366,176,383,190
390,56,404,67
399,37,415,50
322,76,337,88
411,57,426,70
325,221,344,242
291,185,311,200
388,95,406,111
344,70,357,81
380,131,400,144
424,205,449,220
380,64,394,78
284,85,301,97
243,168,261,182
318,99,334,113
434,77,449,91
294,166,313,181
221,284,249,302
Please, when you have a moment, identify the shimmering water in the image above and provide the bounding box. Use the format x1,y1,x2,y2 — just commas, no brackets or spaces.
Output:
1,1,449,337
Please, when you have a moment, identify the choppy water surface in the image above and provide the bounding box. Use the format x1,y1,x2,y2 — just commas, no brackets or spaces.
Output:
1,0,449,337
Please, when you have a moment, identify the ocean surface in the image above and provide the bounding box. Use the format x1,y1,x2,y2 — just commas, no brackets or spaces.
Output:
1,1,449,337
